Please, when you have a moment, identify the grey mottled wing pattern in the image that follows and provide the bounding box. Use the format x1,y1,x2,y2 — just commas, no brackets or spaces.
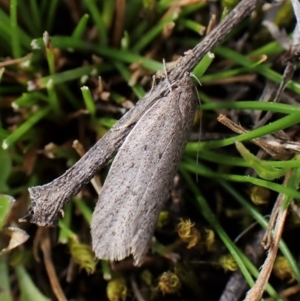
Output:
91,76,196,265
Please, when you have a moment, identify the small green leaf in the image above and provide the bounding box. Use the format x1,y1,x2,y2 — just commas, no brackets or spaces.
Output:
0,195,15,231
235,141,290,180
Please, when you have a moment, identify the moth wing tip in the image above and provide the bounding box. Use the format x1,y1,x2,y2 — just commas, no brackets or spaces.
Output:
92,239,132,263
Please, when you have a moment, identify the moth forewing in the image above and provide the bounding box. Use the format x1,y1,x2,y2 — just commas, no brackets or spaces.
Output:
91,74,197,265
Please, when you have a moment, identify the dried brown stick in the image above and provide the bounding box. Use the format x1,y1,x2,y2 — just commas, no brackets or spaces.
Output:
130,275,146,301
27,0,263,226
244,173,290,301
40,228,68,301
217,114,293,159
113,0,125,46
265,284,300,301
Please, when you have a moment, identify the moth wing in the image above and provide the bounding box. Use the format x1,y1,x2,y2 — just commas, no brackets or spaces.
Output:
91,82,196,264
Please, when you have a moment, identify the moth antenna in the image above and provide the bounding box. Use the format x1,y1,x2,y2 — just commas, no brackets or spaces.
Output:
163,58,172,92
190,72,202,88
233,215,270,243
190,72,202,183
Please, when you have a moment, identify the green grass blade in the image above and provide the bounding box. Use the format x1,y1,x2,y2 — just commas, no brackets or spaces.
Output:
10,0,21,58
44,0,59,33
15,265,50,301
180,169,255,287
132,14,176,52
0,8,31,51
31,36,163,71
84,0,107,45
73,198,92,224
114,61,145,98
218,181,300,283
102,1,115,29
0,256,13,301
2,106,51,149
0,195,14,230
201,101,300,114
72,14,90,38
201,112,300,149
182,159,300,200
214,46,300,94
28,64,111,90
81,86,96,118
29,0,41,35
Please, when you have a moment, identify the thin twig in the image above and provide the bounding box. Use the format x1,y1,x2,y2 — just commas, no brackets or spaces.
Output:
264,283,300,301
244,172,291,301
40,228,68,301
130,274,146,301
217,114,293,159
0,53,32,67
113,0,125,46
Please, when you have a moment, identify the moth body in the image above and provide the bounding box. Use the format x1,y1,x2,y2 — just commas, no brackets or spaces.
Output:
91,74,197,265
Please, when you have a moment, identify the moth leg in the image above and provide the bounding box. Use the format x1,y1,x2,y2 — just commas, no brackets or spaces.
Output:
163,58,172,92
150,74,157,94
150,59,175,94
